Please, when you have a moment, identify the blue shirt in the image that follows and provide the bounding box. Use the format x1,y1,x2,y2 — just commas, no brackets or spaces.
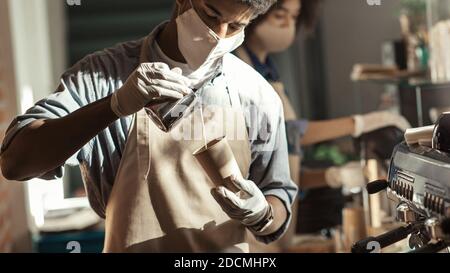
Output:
244,46,281,83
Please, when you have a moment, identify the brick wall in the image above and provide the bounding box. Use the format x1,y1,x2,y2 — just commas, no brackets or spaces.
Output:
0,181,12,253
0,61,14,253
0,0,18,253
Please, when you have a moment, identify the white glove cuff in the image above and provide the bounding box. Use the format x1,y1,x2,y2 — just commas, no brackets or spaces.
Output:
352,115,364,138
247,204,274,236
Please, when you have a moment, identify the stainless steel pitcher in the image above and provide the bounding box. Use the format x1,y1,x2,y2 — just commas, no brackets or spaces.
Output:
144,90,199,132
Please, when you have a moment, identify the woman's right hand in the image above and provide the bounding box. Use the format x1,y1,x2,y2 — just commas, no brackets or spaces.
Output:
352,111,411,137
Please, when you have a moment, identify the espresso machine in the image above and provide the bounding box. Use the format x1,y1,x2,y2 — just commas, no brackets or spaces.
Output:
352,113,450,253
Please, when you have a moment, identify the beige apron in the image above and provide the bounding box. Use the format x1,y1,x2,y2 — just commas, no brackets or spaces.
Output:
235,47,300,252
104,37,252,253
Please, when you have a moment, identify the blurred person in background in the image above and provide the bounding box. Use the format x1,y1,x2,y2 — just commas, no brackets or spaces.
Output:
235,0,411,252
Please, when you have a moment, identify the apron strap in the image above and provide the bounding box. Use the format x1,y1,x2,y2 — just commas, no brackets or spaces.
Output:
136,109,151,180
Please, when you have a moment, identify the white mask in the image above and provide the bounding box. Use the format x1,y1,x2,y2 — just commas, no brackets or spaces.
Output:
176,0,245,71
255,21,296,53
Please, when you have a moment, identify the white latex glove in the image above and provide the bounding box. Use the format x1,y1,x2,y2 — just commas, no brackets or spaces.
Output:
325,162,366,189
352,110,411,138
404,125,435,146
111,62,192,117
211,176,271,233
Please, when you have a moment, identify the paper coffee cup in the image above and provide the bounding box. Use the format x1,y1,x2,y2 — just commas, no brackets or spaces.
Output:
193,136,243,193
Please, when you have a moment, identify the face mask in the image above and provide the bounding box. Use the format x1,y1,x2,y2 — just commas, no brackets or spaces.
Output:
254,21,296,53
176,0,245,71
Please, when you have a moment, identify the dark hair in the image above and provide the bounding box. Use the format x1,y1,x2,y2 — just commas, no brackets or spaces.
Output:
238,0,278,16
298,0,321,31
172,0,277,19
245,0,321,37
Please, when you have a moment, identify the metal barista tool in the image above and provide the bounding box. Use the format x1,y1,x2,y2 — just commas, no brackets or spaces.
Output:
144,70,223,132
351,201,426,253
145,90,199,132
409,218,450,253
353,182,428,253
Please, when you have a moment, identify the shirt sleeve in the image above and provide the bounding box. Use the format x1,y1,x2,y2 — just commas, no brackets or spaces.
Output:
285,119,309,156
0,55,106,180
247,94,299,244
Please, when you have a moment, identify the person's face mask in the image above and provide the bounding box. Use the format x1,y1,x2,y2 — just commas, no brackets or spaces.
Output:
176,0,245,71
254,20,296,54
